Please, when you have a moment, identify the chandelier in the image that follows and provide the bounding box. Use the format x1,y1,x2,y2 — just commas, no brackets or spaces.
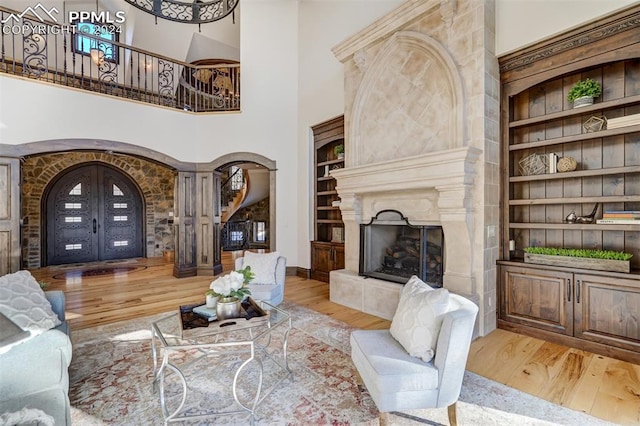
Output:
123,0,238,25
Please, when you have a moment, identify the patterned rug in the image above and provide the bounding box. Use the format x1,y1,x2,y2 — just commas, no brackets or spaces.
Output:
52,266,146,280
68,302,614,425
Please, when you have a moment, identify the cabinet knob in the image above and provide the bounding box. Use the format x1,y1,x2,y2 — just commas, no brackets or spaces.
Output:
575,280,581,304
567,278,571,302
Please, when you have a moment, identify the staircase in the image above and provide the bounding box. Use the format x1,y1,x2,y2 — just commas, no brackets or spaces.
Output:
220,166,270,250
221,169,249,223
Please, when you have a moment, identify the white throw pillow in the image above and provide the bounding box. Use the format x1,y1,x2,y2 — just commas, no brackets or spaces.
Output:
389,275,450,362
0,271,61,335
242,251,280,285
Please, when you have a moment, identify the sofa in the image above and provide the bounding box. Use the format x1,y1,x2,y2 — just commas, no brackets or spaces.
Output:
0,271,72,426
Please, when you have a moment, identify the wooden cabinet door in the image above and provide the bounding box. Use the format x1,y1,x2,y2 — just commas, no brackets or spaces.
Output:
500,265,573,336
574,274,640,352
311,242,332,282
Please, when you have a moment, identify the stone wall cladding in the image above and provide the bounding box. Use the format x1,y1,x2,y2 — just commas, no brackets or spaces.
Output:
21,151,175,268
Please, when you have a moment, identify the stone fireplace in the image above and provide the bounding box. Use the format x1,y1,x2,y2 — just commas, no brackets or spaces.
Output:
328,0,500,336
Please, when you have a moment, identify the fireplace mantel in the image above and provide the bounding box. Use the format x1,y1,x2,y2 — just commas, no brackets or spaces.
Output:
331,146,480,195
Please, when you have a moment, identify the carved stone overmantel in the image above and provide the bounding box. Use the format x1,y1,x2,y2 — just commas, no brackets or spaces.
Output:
329,0,498,336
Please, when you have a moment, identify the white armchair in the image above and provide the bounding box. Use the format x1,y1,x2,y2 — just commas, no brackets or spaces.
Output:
350,292,478,425
235,252,286,307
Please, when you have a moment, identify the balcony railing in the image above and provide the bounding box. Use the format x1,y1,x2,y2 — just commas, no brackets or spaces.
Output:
0,7,240,113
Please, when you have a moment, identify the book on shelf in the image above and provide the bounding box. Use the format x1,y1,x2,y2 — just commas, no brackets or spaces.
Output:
603,213,640,219
603,210,640,217
596,219,640,225
548,152,558,174
606,113,640,129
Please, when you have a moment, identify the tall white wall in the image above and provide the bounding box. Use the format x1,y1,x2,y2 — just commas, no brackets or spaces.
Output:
296,0,402,268
495,0,638,55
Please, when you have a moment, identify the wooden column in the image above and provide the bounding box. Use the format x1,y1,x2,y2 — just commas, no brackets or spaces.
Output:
0,157,20,275
195,171,222,276
173,172,197,277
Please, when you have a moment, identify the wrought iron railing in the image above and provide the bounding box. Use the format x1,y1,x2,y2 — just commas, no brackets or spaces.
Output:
221,166,245,207
221,220,251,251
0,6,240,113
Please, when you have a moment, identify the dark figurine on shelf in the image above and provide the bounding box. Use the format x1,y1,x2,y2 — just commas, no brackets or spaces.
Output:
565,203,599,224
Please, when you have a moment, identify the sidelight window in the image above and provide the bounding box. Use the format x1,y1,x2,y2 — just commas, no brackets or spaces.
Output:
253,221,266,242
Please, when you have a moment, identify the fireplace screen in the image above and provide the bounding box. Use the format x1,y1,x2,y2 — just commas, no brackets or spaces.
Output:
359,210,444,287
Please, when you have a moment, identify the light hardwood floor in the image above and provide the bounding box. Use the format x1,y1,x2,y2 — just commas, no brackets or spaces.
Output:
30,255,639,425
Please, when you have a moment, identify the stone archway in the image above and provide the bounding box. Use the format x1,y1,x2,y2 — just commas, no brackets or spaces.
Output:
21,151,176,268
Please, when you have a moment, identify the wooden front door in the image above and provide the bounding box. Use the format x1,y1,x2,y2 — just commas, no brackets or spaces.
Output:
46,164,144,265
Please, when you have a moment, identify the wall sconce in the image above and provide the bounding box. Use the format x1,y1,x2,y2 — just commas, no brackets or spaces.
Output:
90,48,105,66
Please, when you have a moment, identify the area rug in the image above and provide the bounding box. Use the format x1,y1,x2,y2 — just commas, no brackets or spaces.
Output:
52,266,147,280
68,302,615,425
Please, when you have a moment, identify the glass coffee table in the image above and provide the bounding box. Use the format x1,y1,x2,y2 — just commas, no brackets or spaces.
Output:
150,300,292,425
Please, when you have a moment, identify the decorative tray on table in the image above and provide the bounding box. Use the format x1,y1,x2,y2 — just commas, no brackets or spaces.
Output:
178,297,269,339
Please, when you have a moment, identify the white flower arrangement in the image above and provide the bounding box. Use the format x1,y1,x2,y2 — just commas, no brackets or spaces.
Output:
206,266,253,300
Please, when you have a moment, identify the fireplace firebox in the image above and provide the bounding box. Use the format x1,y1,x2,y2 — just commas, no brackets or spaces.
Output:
359,210,444,286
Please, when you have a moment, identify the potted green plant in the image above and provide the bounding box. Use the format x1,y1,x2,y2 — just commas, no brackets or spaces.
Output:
206,266,254,319
567,78,602,108
334,144,344,159
523,247,633,273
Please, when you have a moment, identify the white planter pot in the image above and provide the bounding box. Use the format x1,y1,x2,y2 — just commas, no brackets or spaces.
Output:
205,294,217,308
572,96,594,108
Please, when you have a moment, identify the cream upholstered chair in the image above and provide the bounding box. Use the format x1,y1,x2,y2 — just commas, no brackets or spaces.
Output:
235,252,286,307
350,292,478,425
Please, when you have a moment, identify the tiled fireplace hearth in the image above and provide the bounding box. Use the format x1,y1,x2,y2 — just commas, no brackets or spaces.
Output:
328,0,500,335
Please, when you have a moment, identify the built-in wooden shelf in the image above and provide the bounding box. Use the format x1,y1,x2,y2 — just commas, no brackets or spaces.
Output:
510,166,640,182
509,124,640,151
510,195,640,205
318,159,343,167
509,222,640,231
509,94,640,128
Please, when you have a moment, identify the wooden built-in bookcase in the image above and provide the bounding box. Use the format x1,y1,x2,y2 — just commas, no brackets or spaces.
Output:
498,4,640,363
311,116,345,282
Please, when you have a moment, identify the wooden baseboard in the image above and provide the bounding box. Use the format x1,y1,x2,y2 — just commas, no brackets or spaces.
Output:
296,267,310,279
497,319,640,364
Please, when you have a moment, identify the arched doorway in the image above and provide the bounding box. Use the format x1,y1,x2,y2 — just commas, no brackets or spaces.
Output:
45,164,144,265
210,152,277,253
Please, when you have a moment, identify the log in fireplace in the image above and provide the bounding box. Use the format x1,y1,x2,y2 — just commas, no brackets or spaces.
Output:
359,210,444,287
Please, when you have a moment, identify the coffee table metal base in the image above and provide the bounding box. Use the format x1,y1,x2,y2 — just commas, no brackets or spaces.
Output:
150,301,292,425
